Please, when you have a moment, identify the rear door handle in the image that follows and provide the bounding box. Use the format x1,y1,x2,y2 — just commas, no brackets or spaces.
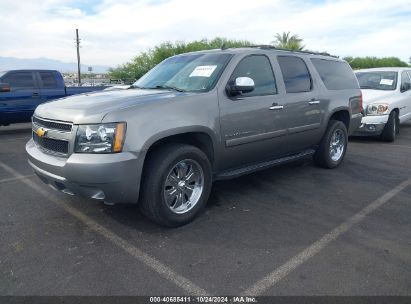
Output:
269,105,284,110
32,92,40,98
308,100,320,105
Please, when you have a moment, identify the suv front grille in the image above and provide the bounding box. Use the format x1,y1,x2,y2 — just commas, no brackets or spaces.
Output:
33,132,69,154
33,116,72,132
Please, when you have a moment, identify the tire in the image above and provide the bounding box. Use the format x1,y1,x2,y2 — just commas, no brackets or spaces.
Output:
380,111,398,142
314,120,348,169
139,143,212,227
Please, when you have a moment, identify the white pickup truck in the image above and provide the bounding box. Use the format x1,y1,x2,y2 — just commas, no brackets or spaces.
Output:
354,67,411,141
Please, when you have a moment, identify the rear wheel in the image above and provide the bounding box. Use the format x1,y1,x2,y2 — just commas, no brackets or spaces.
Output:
140,144,212,227
380,111,398,142
314,120,348,169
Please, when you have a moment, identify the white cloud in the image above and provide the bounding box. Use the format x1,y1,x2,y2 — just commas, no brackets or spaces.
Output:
0,0,410,67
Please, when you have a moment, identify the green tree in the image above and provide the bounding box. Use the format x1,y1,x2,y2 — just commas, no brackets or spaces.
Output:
272,32,305,51
343,56,408,69
109,37,252,82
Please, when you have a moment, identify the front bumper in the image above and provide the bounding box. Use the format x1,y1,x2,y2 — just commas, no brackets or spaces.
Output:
352,114,389,136
26,139,143,204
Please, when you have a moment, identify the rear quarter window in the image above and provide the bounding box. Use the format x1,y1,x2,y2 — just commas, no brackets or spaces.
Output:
311,59,359,90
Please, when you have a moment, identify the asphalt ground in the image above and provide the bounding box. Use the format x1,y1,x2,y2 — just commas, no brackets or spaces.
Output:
0,122,410,296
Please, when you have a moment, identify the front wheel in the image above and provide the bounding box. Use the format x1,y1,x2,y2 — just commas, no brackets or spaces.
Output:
380,111,398,142
314,120,348,169
140,144,212,227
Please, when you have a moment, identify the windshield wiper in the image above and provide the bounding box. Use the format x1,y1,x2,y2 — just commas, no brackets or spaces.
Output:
129,85,186,92
129,85,143,89
152,85,186,92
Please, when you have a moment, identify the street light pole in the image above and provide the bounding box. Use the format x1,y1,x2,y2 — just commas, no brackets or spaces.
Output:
76,29,81,86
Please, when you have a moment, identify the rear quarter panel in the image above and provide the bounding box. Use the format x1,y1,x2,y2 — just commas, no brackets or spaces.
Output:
306,58,362,135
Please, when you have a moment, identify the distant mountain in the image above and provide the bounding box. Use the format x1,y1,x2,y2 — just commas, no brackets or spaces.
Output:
0,56,110,73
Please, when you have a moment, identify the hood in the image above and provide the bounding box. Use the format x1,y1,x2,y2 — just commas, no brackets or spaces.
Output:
35,88,183,124
361,89,395,106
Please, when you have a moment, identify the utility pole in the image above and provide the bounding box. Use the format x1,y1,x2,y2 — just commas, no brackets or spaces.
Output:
75,29,81,86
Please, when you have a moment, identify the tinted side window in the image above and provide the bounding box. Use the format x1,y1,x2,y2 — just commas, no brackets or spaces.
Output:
40,72,58,89
277,56,311,93
2,72,35,89
311,59,359,90
229,55,277,97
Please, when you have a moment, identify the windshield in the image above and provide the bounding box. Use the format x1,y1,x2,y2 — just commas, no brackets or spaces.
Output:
355,71,398,91
0,71,7,79
133,53,233,92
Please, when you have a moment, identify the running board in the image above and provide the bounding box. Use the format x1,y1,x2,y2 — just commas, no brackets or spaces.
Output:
215,149,315,180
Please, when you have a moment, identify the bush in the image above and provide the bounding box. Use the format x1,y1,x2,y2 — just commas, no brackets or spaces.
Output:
344,56,409,69
108,38,253,82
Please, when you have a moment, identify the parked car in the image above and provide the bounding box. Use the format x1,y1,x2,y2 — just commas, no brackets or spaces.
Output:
0,69,107,126
353,67,411,141
26,47,362,227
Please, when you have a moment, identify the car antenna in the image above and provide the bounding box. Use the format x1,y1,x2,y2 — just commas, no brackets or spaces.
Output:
221,42,227,50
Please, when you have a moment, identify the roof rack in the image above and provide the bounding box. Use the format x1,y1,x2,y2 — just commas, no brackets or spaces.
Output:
239,45,339,58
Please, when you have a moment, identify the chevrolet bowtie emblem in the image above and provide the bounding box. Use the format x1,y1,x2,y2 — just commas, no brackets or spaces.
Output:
36,128,47,137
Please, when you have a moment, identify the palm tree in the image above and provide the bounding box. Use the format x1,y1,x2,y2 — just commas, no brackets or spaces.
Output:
273,32,305,51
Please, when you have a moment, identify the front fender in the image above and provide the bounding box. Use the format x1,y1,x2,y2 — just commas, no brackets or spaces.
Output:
140,125,219,153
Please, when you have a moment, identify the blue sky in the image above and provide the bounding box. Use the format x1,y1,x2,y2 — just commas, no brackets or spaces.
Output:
57,0,101,14
0,0,410,67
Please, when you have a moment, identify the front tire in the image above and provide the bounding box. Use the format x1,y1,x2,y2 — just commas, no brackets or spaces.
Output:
380,111,398,142
314,120,348,169
140,144,212,227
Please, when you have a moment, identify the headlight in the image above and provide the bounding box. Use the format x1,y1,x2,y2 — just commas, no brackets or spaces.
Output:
75,122,126,153
367,103,389,116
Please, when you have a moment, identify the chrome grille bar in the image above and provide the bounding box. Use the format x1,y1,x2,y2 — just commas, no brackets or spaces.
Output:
32,116,73,132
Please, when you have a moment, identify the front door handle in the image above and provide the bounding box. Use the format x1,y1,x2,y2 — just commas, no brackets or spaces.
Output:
32,92,40,98
308,100,320,105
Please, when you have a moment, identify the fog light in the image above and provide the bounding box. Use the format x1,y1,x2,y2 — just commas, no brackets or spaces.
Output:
92,190,105,200
367,124,376,131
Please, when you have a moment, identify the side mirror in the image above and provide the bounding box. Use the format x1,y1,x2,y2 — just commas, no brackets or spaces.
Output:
227,77,255,96
401,82,411,93
0,83,10,92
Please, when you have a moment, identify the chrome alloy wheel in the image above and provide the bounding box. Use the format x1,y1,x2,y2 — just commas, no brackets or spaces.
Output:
329,129,345,162
163,159,204,214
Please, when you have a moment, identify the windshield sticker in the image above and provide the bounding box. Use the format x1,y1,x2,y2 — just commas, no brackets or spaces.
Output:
380,79,394,86
189,65,217,77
